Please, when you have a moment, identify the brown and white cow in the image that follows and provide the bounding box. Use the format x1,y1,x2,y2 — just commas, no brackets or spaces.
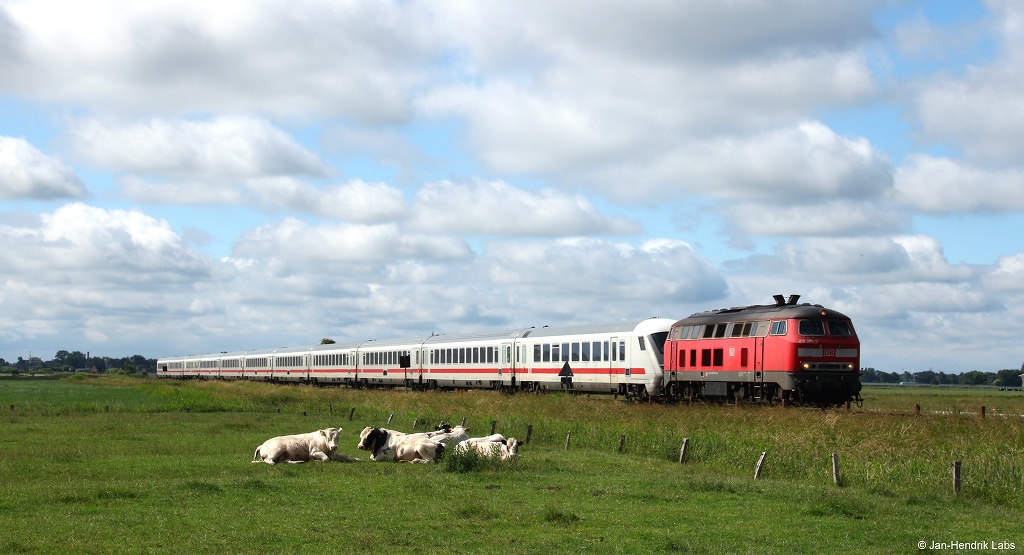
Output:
252,427,343,465
357,426,446,463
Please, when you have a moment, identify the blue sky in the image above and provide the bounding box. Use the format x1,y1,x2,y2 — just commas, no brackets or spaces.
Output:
2,0,1023,373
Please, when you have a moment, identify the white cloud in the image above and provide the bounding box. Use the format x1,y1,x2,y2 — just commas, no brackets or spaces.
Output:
70,116,330,178
893,154,1024,213
724,201,909,237
0,0,440,120
0,136,86,199
909,2,1024,166
409,180,640,236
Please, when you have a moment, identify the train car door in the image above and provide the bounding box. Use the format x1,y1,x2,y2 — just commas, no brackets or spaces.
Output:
501,342,514,382
609,336,619,388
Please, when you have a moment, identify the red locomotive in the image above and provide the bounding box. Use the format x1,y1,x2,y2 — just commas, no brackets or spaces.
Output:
662,295,862,405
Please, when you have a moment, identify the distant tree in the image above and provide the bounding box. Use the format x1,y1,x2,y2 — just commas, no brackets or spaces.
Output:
959,370,992,386
912,370,937,385
994,369,1023,388
320,338,336,345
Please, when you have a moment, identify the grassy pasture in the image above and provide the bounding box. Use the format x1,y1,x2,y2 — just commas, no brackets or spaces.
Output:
0,377,1022,553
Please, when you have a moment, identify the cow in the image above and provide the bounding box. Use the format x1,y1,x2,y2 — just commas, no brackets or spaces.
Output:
455,437,521,461
357,426,446,463
425,425,471,446
252,427,343,465
463,433,506,445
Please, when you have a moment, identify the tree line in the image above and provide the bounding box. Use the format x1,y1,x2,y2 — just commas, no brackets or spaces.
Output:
860,367,1023,387
0,350,156,376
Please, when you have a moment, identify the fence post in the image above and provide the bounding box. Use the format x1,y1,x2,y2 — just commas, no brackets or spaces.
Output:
831,452,841,487
564,431,572,451
412,418,418,429
678,438,689,464
914,404,920,416
491,420,497,435
460,416,466,427
754,451,767,480
979,406,986,419
329,403,332,415
952,461,962,495
526,424,533,444
349,407,355,421
618,434,626,453
387,412,393,424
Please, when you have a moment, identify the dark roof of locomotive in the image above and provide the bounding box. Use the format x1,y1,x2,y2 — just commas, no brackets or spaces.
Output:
672,302,851,327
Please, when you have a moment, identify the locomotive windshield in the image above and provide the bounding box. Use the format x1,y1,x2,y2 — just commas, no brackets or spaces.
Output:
827,320,854,336
798,320,825,336
649,331,668,355
798,319,854,337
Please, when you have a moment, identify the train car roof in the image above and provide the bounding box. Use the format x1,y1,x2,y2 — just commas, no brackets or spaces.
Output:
673,303,850,326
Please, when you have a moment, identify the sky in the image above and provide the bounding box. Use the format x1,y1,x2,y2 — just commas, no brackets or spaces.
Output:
1,0,1023,373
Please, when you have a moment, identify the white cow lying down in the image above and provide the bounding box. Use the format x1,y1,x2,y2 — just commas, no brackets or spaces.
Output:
252,427,356,465
455,437,521,461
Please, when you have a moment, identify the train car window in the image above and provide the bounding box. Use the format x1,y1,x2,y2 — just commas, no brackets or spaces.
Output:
714,324,727,338
729,323,743,337
701,349,711,366
603,341,610,361
581,342,590,362
828,320,853,336
713,349,724,366
572,343,580,362
798,320,826,336
638,337,646,351
618,341,626,361
562,343,570,362
593,341,602,361
702,325,714,338
542,344,550,362
610,341,616,361
533,345,541,362
552,344,560,361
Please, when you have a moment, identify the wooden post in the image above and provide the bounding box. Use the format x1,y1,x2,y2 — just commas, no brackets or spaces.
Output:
526,424,533,444
387,412,393,424
845,401,850,411
952,460,962,495
754,451,767,480
349,407,355,421
678,438,689,464
460,416,466,427
914,404,920,416
490,420,497,435
618,434,626,453
329,403,332,414
979,405,986,419
412,418,418,429
831,452,841,487
564,431,572,451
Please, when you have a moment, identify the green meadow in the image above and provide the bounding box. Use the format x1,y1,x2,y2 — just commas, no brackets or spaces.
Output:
0,376,1021,553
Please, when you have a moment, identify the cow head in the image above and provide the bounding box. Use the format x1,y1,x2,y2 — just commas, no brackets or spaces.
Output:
320,428,341,453
507,438,520,457
436,423,452,432
357,426,388,455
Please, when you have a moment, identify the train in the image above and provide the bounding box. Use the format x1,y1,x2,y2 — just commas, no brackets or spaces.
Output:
157,295,862,405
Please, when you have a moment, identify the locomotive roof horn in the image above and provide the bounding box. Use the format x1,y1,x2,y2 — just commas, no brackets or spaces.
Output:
773,294,801,306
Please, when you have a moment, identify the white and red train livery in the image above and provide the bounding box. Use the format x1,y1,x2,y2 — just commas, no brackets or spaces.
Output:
157,295,863,404
157,318,674,398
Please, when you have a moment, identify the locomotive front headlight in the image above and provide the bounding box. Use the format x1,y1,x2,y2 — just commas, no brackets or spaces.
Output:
802,362,810,370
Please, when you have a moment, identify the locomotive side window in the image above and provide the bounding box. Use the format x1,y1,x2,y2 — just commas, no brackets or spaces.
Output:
770,321,788,335
798,320,826,336
678,349,685,367
828,320,853,336
690,350,697,367
701,349,711,366
713,349,723,366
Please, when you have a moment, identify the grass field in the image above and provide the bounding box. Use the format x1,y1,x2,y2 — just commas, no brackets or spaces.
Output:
0,376,1021,553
